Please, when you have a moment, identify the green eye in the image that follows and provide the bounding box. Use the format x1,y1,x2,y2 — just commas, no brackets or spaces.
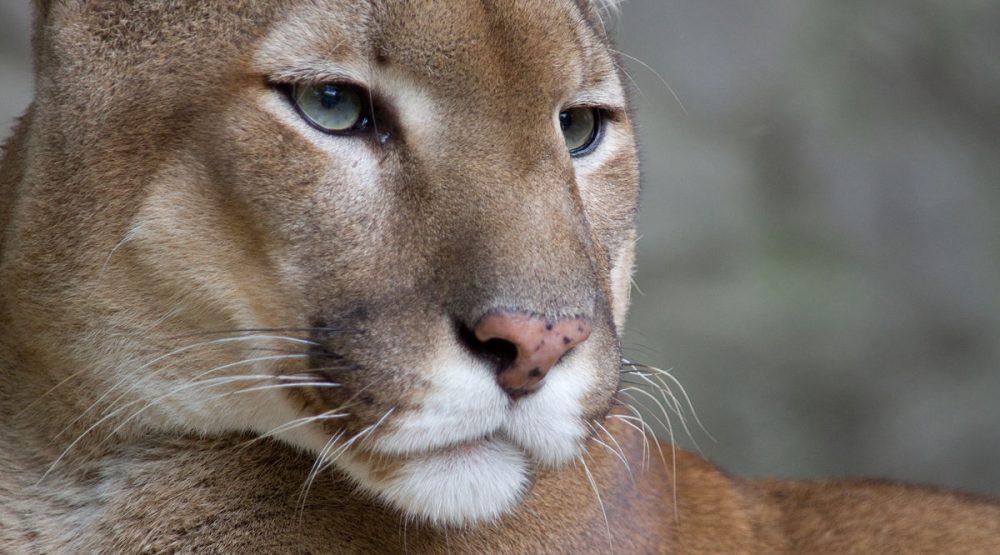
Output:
559,107,601,156
292,83,370,134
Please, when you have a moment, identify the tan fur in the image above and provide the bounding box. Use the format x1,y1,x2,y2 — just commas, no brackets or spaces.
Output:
1,1,998,552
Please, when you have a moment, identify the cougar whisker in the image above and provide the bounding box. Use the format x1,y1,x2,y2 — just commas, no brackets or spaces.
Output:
622,360,713,441
74,350,309,439
616,392,678,518
243,347,336,357
298,408,395,530
595,421,632,478
298,431,344,535
612,410,665,469
611,48,687,115
401,512,411,555
316,407,396,475
607,413,650,470
102,361,309,440
608,59,640,127
242,410,352,449
40,368,305,483
621,372,687,423
200,381,340,402
576,453,613,553
618,386,680,447
620,373,701,451
249,376,387,457
65,335,313,433
165,326,359,340
587,422,632,479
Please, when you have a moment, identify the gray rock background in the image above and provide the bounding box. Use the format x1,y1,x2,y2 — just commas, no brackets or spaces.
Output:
2,2,998,495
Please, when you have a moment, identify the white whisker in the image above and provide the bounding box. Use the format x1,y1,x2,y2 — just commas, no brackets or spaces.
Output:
298,407,395,529
577,453,613,553
608,414,649,470
623,360,713,441
613,411,662,470
64,335,313,435
298,431,343,532
202,381,339,400
243,410,351,447
618,390,675,461
100,355,308,440
317,407,395,474
631,362,715,443
588,422,632,478
617,393,678,520
612,49,688,115
618,386,681,446
40,354,306,482
595,420,632,478
99,226,140,276
622,374,701,452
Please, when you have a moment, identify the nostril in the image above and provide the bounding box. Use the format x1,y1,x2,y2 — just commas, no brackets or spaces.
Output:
459,311,593,399
456,322,518,372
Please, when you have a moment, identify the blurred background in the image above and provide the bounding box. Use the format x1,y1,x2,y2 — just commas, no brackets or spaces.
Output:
2,1,998,494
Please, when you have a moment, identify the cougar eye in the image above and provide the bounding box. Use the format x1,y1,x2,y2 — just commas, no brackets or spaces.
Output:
292,83,371,134
559,107,601,156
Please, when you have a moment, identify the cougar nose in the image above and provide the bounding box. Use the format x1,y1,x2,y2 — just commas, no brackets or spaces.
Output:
472,312,591,398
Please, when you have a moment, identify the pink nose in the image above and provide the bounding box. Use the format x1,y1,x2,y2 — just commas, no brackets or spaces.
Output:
473,312,591,398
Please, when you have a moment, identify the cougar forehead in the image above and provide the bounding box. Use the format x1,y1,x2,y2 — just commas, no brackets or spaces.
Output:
9,0,639,527
243,3,632,353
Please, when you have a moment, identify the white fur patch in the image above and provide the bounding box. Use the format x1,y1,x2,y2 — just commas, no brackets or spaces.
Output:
372,341,509,456
570,120,628,177
610,235,637,329
342,438,529,527
501,340,594,466
331,337,595,525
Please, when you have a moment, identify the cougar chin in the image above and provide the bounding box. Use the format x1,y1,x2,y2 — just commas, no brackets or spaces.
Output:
343,438,530,526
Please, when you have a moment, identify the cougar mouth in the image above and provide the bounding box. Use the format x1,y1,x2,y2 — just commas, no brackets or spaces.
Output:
421,434,498,456
362,434,516,464
283,331,605,526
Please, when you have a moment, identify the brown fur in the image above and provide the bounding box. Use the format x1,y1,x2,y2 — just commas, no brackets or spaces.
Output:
1,1,998,552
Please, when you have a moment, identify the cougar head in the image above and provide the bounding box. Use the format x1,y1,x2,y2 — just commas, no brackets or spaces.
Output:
7,0,638,526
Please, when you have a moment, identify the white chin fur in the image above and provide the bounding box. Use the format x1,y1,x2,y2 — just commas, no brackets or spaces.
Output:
344,439,529,527
501,342,593,466
370,345,509,456
273,339,596,525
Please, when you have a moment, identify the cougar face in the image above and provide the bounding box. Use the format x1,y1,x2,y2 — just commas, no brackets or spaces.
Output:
7,0,638,526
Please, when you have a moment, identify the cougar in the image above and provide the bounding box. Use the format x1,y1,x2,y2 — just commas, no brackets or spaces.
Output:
1,0,997,552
